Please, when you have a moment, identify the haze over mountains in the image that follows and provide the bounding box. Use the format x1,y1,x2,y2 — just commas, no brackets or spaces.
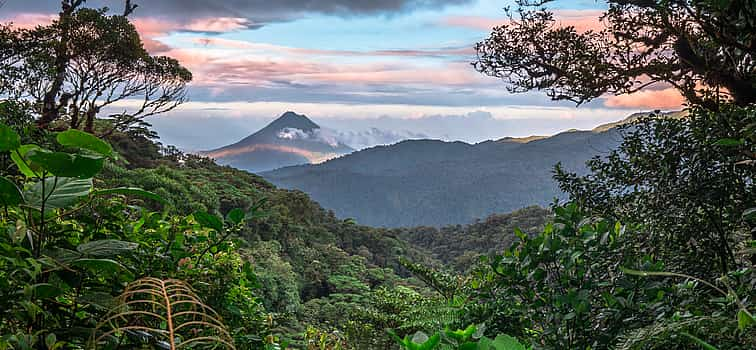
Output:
263,125,625,227
202,112,354,173
204,110,676,228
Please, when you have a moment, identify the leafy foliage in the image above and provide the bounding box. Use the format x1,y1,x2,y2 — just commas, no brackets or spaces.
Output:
0,2,191,133
0,122,271,349
555,105,755,277
474,0,756,108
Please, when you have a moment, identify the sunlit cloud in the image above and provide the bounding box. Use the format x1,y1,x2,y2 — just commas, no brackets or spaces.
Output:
439,9,605,32
603,88,685,109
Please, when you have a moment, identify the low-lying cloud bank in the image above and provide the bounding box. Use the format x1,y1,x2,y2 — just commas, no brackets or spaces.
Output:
141,101,643,152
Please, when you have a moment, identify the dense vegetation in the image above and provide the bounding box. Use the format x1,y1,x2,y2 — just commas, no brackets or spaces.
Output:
1,0,755,349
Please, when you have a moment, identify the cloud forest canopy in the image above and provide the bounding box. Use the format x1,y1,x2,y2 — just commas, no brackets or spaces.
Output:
474,0,756,109
0,0,192,134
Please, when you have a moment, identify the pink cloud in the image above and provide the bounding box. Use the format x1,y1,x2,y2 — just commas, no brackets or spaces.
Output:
162,47,485,89
183,17,254,33
603,88,685,109
192,37,474,59
132,17,252,53
2,14,254,55
440,10,604,32
2,13,56,29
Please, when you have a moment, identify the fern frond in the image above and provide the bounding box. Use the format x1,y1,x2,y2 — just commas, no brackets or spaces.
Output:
614,316,755,350
91,277,236,349
401,301,465,333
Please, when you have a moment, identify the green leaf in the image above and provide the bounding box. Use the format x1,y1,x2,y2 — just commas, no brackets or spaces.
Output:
458,343,478,350
72,258,131,278
418,333,440,350
743,208,756,220
477,337,493,350
411,331,429,345
92,187,166,204
44,333,57,350
11,145,44,178
0,177,23,206
27,151,103,179
713,138,744,146
0,123,20,152
25,177,92,211
78,291,118,310
490,335,527,350
193,211,223,231
679,332,719,350
77,240,138,258
226,208,245,224
32,283,65,299
737,309,755,330
56,129,113,157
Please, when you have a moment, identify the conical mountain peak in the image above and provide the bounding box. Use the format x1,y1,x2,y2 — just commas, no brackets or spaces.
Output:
202,111,353,173
264,111,320,132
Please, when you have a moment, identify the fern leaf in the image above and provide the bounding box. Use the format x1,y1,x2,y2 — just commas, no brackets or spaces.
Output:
91,277,236,349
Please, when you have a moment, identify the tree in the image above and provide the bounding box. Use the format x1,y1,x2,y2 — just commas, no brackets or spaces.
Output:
474,0,756,109
554,105,755,276
1,1,191,134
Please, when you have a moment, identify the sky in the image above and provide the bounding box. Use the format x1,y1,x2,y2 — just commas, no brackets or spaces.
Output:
1,0,685,151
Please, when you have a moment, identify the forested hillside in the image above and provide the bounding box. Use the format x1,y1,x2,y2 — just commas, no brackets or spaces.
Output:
395,206,550,270
264,127,622,227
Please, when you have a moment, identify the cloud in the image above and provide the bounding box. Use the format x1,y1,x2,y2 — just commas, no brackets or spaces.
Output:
332,128,428,150
135,100,638,151
603,88,685,109
439,10,605,32
193,37,474,58
182,17,263,33
158,47,485,91
277,127,343,147
277,125,428,149
0,13,56,29
0,0,473,24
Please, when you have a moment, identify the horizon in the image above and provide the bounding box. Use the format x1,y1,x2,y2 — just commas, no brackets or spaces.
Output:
0,0,684,151
197,109,658,154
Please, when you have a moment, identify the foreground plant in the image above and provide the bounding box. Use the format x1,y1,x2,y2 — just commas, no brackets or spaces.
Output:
91,277,235,349
390,324,530,350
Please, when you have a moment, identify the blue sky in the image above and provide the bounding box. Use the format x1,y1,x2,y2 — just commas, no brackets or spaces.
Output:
2,0,682,150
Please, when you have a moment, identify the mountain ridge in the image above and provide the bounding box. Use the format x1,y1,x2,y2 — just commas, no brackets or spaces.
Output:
261,112,677,227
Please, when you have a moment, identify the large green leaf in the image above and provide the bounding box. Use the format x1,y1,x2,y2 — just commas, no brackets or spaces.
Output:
737,309,755,331
11,145,44,178
91,187,166,204
226,208,245,225
418,333,440,350
193,211,223,231
31,283,65,299
77,240,138,258
57,129,113,157
713,138,744,146
78,291,118,310
27,151,104,179
0,177,23,206
0,123,20,152
679,332,719,350
490,335,527,350
744,207,756,220
25,177,92,211
71,258,131,278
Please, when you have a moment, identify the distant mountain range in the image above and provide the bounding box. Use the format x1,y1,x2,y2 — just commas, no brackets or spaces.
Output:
262,112,684,227
202,112,353,173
